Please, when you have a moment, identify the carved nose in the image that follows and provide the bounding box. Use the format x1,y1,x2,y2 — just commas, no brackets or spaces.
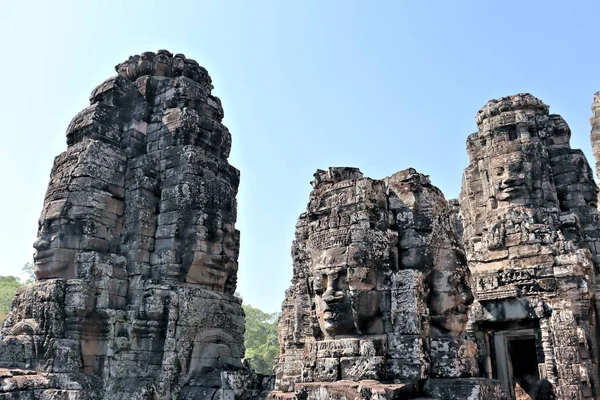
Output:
33,238,49,251
322,288,344,302
502,175,524,187
502,177,517,186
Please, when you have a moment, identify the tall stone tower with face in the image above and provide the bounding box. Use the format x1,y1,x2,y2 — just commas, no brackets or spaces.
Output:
269,167,505,399
0,51,263,400
590,91,600,208
460,94,600,400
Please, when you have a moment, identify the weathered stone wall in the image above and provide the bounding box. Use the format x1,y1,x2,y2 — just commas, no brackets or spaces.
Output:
3,51,600,400
460,93,600,400
269,167,504,399
0,51,267,400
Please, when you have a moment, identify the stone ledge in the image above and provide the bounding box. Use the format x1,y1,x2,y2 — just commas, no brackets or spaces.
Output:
266,380,416,400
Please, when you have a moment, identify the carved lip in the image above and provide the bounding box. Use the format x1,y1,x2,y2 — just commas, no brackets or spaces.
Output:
501,185,524,192
34,250,54,264
322,301,346,320
499,181,525,192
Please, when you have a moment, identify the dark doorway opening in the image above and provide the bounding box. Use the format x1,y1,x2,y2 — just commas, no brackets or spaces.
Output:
508,337,539,399
488,327,541,399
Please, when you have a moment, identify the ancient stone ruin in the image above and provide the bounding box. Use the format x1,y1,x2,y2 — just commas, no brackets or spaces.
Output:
0,51,267,399
1,49,600,400
268,167,504,399
591,91,600,208
459,94,600,399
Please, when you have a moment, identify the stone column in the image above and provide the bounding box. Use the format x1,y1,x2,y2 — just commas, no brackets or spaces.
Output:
0,50,265,400
591,91,600,208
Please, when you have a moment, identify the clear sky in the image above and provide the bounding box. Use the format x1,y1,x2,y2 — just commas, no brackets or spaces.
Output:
1,0,599,313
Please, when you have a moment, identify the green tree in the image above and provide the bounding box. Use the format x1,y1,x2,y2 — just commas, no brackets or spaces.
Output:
0,276,23,322
243,304,279,375
0,262,35,323
21,262,35,285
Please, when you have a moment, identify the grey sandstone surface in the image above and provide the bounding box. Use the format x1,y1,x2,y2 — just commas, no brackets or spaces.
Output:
459,93,600,400
1,51,599,400
591,91,600,208
0,51,269,400
267,167,505,399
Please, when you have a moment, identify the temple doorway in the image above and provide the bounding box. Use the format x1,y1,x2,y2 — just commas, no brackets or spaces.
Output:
493,329,540,400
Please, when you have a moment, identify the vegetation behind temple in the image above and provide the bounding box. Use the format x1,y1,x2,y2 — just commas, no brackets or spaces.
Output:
1,271,279,376
242,304,279,375
0,263,35,322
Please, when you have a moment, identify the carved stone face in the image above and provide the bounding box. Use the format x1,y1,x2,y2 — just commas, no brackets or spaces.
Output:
33,214,79,280
428,248,474,336
489,152,533,203
310,247,386,338
33,141,125,280
33,202,119,280
312,266,354,336
187,329,242,377
186,251,229,290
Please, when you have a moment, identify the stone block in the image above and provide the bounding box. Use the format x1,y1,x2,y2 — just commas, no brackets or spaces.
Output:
387,334,425,363
385,359,429,380
315,339,359,358
390,311,426,335
313,358,340,382
339,356,385,381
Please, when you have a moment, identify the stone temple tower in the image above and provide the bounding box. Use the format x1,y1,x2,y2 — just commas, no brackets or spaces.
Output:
460,93,600,400
0,51,266,399
268,167,505,399
591,91,600,208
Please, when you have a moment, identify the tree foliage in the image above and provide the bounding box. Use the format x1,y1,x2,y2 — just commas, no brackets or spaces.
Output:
0,262,35,322
21,262,35,285
0,276,23,322
243,304,279,375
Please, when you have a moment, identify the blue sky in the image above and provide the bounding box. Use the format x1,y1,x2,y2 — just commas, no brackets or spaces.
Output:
1,0,599,312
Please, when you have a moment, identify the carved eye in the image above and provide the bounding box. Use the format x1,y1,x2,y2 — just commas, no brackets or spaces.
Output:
495,167,504,176
313,274,325,294
335,271,349,291
41,218,61,234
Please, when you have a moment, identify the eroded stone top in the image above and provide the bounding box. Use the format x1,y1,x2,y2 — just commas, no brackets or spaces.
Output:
475,93,549,125
311,167,364,189
115,50,213,91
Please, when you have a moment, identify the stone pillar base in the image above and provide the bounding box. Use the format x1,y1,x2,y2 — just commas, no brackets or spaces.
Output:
265,380,415,400
0,369,96,400
424,378,508,400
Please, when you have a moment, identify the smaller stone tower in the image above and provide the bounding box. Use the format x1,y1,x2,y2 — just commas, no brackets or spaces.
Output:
268,167,505,399
460,93,600,400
